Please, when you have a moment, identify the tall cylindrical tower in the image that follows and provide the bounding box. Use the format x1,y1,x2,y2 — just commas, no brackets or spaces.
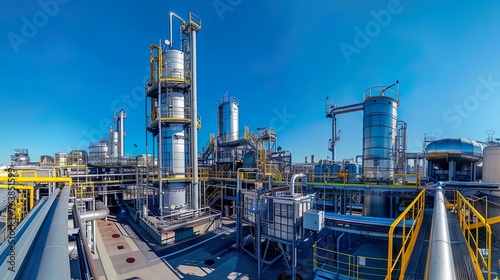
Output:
146,12,201,215
362,86,399,181
218,95,239,142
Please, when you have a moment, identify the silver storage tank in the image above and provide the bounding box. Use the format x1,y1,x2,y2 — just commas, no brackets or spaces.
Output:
161,181,187,212
482,145,500,183
218,95,239,142
424,138,483,164
109,129,118,157
162,49,184,79
362,87,399,181
160,90,186,177
363,190,389,217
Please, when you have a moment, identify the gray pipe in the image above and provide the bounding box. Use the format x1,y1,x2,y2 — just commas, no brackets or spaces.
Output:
37,186,71,280
190,27,199,210
169,12,185,48
425,182,456,280
332,103,364,115
80,201,109,221
290,173,305,196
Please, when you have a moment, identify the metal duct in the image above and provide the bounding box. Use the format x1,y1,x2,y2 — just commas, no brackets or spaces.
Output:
425,183,456,280
37,186,71,280
80,201,109,221
290,173,305,196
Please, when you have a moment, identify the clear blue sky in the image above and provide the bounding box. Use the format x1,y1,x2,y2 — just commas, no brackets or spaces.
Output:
2,0,500,165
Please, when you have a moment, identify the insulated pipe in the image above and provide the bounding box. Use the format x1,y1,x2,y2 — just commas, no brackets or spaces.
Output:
290,173,305,196
169,12,185,48
337,232,345,276
328,102,364,161
37,186,71,280
332,103,364,115
80,201,109,221
118,109,125,157
190,28,199,210
425,182,456,280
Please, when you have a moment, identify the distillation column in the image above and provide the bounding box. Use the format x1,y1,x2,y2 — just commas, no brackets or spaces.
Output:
146,12,201,215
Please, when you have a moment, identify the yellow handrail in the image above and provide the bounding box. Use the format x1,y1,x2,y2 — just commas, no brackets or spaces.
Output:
457,191,492,280
387,189,425,280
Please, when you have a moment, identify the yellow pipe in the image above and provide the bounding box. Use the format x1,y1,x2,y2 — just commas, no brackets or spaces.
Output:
0,175,72,186
468,215,500,229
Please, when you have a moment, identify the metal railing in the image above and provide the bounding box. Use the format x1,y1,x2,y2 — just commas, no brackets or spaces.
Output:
313,244,399,279
387,189,425,279
457,191,493,280
147,110,201,129
363,85,400,103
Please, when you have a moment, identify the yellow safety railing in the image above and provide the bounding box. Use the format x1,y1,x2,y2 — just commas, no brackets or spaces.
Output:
387,189,425,280
313,244,399,279
0,184,35,211
188,12,201,30
75,182,95,200
205,189,221,206
457,191,493,280
392,173,421,187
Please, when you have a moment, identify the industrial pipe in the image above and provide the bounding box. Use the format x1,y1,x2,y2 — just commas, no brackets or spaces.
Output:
190,26,199,211
80,201,109,221
290,173,305,196
424,182,456,280
332,103,364,115
169,12,185,48
37,186,71,280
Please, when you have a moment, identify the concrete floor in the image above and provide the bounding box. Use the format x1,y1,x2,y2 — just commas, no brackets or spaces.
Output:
94,210,315,280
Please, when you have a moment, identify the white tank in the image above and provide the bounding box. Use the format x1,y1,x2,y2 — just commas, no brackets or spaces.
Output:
162,49,184,79
482,145,500,183
218,95,239,142
109,129,118,157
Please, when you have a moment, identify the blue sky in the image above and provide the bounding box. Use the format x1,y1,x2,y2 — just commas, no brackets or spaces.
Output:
1,0,500,165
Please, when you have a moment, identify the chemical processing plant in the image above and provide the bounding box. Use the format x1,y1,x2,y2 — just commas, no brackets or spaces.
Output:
2,11,500,280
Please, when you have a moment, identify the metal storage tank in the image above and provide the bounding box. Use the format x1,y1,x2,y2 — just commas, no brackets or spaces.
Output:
363,190,389,217
346,163,358,174
218,95,239,142
314,165,322,174
109,129,118,157
162,49,184,79
331,163,341,173
160,89,186,178
362,86,399,181
482,145,500,183
89,141,109,159
161,182,187,211
424,138,483,164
